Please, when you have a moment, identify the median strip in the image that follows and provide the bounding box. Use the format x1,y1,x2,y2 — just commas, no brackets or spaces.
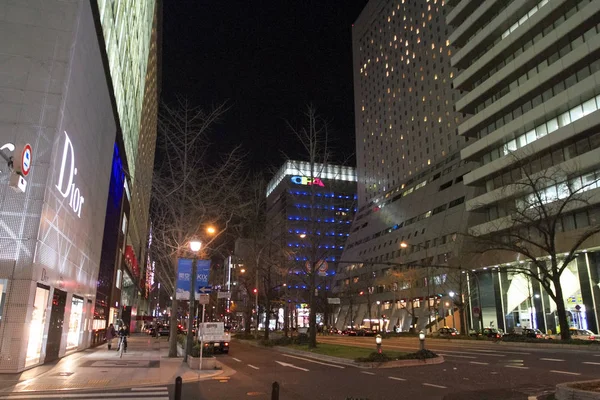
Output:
282,354,345,369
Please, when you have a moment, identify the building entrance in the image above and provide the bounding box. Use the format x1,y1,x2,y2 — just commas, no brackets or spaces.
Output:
45,289,67,362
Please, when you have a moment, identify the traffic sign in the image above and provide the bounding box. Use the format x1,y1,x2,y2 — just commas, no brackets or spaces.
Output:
305,260,329,276
198,286,212,294
198,294,210,304
14,143,32,177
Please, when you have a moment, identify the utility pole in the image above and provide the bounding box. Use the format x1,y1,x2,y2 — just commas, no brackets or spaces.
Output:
184,255,197,363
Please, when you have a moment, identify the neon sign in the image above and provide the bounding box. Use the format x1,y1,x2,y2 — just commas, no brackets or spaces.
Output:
55,132,85,218
291,176,325,187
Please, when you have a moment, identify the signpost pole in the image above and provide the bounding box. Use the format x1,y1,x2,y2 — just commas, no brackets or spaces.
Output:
199,303,206,370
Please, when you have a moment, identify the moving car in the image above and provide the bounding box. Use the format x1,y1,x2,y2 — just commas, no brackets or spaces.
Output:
434,327,459,337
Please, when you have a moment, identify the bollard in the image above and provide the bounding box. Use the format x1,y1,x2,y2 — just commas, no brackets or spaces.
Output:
271,381,280,400
174,376,183,400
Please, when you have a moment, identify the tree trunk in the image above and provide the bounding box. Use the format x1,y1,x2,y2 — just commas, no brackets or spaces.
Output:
553,280,571,341
263,304,270,340
244,301,252,334
308,270,317,348
284,300,290,337
168,298,179,357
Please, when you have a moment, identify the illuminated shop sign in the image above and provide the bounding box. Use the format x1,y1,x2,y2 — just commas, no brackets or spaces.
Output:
55,132,85,218
290,176,325,187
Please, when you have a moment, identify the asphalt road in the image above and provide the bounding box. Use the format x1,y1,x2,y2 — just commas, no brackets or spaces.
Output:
7,338,598,399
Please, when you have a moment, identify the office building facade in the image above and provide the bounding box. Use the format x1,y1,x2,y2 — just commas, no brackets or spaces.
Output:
449,0,600,334
267,161,357,328
334,0,477,332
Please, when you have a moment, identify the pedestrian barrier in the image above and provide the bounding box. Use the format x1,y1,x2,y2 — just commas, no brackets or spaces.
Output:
272,381,280,400
174,376,182,400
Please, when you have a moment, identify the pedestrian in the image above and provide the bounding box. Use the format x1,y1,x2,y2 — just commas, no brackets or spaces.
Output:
106,323,116,350
117,325,129,353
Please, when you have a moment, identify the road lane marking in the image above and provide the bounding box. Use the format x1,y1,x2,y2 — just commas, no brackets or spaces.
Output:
505,365,529,369
540,358,564,362
232,357,242,362
248,364,260,370
437,353,477,359
473,349,530,355
132,387,169,391
583,362,600,365
275,360,309,372
388,376,406,381
469,361,489,365
423,383,447,389
550,370,581,375
361,371,376,375
282,354,345,368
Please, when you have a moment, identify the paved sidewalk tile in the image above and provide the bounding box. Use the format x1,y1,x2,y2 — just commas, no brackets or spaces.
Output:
2,334,223,393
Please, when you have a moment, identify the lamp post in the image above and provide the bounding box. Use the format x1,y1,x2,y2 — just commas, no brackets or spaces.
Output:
449,292,456,330
375,334,382,354
419,330,426,351
184,240,202,363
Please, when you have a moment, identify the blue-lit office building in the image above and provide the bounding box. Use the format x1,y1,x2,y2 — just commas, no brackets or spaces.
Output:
266,161,357,327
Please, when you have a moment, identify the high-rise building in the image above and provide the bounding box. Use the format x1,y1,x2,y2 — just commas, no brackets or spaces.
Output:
334,0,477,332
0,0,118,372
449,0,600,334
94,0,161,334
267,161,357,328
0,0,159,372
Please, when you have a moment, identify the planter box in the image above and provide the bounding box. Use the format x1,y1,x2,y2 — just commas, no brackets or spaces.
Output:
187,355,217,370
556,380,600,400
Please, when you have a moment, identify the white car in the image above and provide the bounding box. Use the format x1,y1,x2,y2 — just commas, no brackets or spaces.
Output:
549,328,598,341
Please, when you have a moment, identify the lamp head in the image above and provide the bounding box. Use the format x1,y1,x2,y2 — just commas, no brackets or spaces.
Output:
375,334,382,345
400,242,408,248
419,330,425,341
449,291,455,298
206,226,216,235
190,240,202,252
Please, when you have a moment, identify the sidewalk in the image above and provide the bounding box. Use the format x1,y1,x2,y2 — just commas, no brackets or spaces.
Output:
0,334,224,393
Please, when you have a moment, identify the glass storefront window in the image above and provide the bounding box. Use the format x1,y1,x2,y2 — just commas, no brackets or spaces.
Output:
26,285,49,367
67,296,84,350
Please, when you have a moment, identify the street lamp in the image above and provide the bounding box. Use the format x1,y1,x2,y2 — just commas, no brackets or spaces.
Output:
375,334,382,354
419,330,426,351
184,240,202,363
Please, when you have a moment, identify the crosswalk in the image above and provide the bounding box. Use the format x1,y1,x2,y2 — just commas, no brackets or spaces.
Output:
0,386,169,400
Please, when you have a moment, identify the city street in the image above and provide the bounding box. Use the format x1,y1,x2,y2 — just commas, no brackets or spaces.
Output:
0,338,598,399
195,338,600,400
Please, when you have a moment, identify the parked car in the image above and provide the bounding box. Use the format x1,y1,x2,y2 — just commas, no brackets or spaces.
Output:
549,328,598,341
434,327,459,337
522,328,546,339
356,328,377,337
470,328,502,339
341,328,357,336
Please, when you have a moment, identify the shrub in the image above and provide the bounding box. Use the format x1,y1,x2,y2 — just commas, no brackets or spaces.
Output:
177,334,186,346
191,343,214,357
232,332,256,340
293,333,310,345
400,349,438,360
355,352,394,363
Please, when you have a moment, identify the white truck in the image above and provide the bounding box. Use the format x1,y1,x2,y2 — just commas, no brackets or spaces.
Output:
197,322,230,353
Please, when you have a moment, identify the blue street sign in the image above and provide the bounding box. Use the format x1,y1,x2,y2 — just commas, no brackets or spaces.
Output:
198,286,212,294
176,258,211,300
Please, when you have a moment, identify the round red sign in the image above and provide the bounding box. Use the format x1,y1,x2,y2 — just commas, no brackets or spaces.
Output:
21,144,32,176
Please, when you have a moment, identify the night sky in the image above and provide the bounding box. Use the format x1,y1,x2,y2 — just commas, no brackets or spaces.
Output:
161,1,368,172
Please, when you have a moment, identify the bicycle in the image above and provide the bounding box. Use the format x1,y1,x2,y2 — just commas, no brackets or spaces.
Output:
117,336,127,358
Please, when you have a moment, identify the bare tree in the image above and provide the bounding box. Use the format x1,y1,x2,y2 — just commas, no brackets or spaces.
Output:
151,99,247,357
377,267,425,332
467,154,600,340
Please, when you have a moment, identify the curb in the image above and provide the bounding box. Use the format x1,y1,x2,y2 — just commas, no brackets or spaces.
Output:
423,337,600,352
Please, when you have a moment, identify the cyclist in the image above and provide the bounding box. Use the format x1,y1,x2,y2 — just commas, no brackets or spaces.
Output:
117,325,129,353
